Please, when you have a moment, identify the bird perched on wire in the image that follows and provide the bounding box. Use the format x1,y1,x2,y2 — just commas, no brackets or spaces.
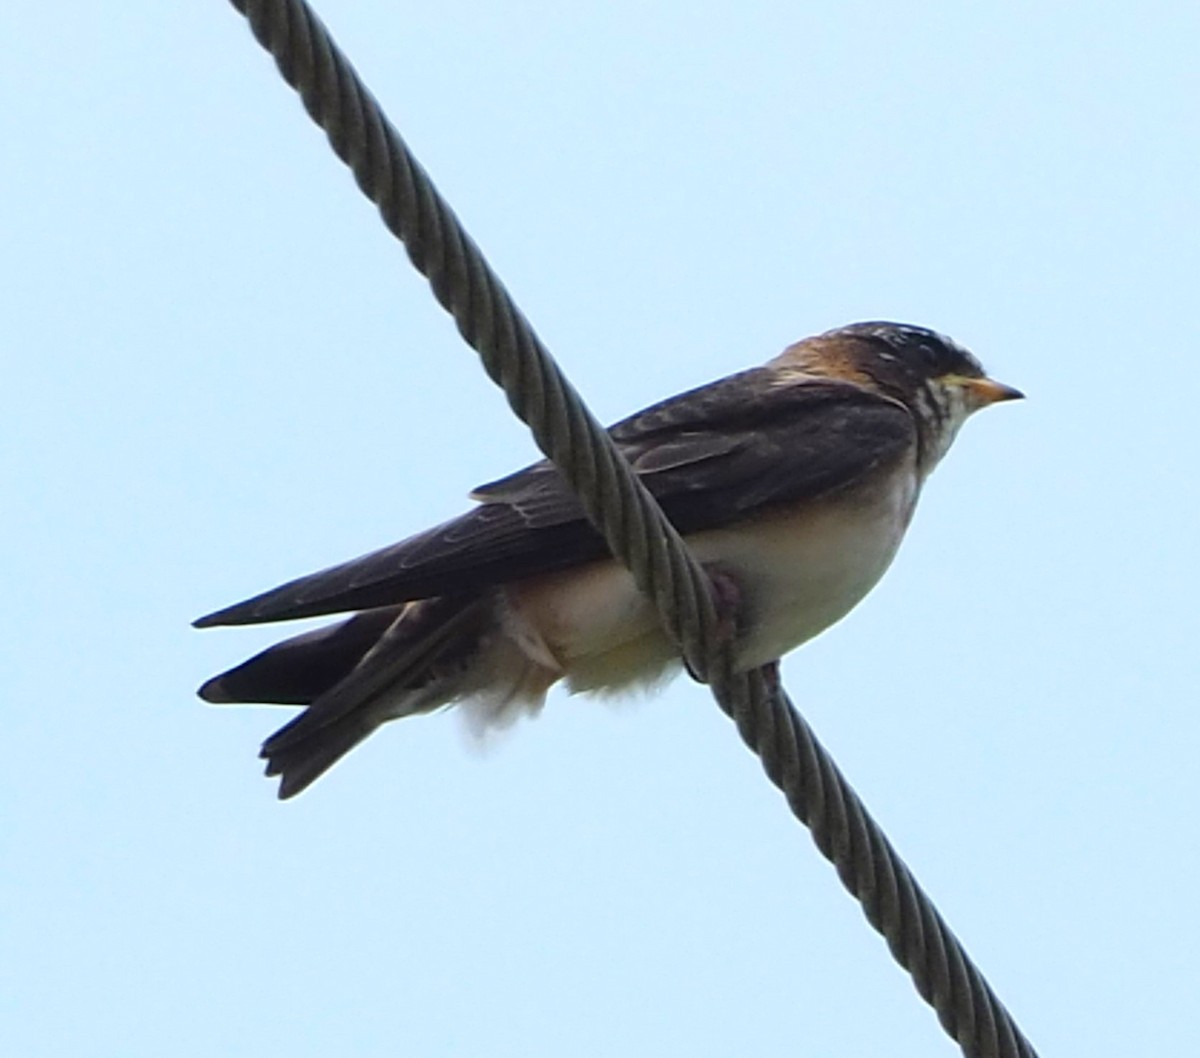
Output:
196,321,1022,798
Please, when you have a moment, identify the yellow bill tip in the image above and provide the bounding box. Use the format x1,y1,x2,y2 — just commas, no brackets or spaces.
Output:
963,377,1024,406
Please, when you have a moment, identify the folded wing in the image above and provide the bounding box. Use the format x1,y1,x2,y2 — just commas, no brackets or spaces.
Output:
195,370,913,628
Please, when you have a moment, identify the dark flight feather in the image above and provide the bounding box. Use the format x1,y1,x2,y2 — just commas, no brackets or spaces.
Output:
194,372,913,628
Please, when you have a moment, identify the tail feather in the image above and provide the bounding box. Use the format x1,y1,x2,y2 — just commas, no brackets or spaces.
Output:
198,607,404,705
200,590,563,798
243,595,490,798
260,596,490,750
261,709,380,800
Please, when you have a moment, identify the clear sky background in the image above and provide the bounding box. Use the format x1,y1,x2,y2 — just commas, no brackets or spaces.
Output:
4,2,1198,1055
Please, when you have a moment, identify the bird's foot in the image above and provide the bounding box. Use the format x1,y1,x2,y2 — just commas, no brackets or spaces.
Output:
760,658,781,696
684,565,743,683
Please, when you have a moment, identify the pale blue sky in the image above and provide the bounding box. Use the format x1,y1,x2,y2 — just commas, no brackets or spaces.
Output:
4,2,1198,1055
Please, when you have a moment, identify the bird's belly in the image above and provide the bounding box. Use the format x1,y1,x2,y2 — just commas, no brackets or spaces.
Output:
691,483,916,668
505,561,665,671
506,470,918,687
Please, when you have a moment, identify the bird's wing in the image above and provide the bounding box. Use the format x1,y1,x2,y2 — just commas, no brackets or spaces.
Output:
195,370,914,627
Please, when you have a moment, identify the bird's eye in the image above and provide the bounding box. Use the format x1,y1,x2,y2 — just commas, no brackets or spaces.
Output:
909,340,944,373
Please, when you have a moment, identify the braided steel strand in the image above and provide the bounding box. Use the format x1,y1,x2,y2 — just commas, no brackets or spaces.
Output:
234,0,719,678
708,668,1037,1058
225,3,1039,1056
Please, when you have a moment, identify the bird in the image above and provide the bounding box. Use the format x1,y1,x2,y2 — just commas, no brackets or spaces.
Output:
195,321,1022,798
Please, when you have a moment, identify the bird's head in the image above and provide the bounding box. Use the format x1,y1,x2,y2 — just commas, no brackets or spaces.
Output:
778,321,1023,473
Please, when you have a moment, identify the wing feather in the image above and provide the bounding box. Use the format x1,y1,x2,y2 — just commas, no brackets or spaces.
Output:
195,372,913,627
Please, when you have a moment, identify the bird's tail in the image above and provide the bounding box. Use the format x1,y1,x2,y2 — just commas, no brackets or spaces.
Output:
199,595,493,798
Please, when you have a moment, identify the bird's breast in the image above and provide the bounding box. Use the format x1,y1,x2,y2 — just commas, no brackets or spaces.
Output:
692,465,921,667
503,462,921,688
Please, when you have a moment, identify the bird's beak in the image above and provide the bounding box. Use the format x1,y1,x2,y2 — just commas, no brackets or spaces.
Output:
960,376,1024,407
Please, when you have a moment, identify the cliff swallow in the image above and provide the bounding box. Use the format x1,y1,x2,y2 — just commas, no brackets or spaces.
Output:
196,321,1022,797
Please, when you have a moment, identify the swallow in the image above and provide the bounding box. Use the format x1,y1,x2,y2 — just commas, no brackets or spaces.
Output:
196,321,1022,798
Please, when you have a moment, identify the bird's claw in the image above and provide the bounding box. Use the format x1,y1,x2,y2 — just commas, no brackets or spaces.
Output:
684,565,743,683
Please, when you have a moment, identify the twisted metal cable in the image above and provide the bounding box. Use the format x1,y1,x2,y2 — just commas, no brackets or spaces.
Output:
225,3,1039,1055
232,0,719,680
